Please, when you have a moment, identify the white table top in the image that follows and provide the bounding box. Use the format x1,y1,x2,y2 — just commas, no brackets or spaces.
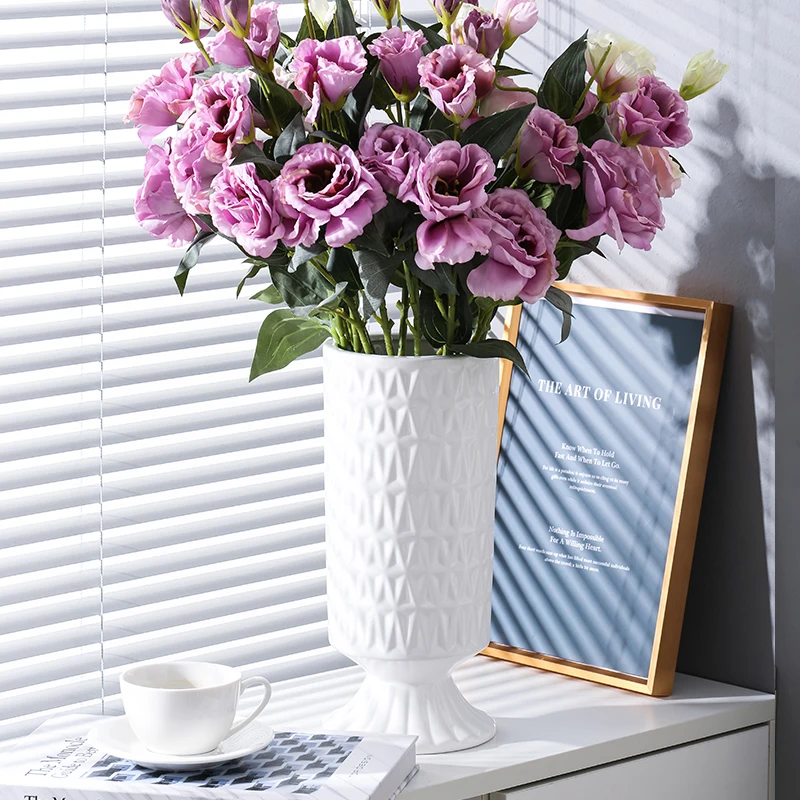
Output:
265,657,775,800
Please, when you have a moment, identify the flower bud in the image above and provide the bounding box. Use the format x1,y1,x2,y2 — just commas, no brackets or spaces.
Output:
201,0,250,36
371,0,399,24
493,0,538,50
586,31,656,103
679,50,729,100
161,0,203,39
452,5,503,58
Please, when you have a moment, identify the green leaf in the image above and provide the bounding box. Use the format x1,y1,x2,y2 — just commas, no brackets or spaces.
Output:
409,261,457,295
528,181,557,210
270,260,331,308
545,285,575,343
274,112,308,162
422,128,450,145
251,284,284,304
296,12,324,41
371,72,397,110
250,309,331,381
546,182,586,231
408,92,433,132
490,155,517,191
397,214,422,247
326,247,362,288
353,249,403,317
295,281,350,318
449,339,530,376
231,142,281,178
290,242,325,273
537,32,588,119
402,16,447,50
576,112,615,146
496,66,532,78
332,0,358,37
554,236,602,280
460,103,534,162
417,285,473,347
308,129,350,146
174,230,215,295
249,76,303,130
342,73,374,143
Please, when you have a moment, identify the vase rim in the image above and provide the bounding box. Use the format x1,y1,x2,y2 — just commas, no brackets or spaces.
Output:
323,338,470,361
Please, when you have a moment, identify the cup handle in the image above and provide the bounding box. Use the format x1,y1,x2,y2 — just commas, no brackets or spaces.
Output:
228,677,272,737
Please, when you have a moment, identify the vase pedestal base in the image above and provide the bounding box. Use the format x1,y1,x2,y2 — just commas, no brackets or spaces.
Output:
323,670,496,755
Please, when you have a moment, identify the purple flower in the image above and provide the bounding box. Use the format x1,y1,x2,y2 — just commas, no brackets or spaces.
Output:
135,142,198,247
399,140,495,221
517,105,580,189
573,91,599,122
368,28,425,102
415,215,493,270
493,0,538,47
168,116,224,215
433,0,474,17
453,7,504,59
275,143,387,248
610,75,693,148
566,140,665,251
202,0,250,33
418,44,495,122
290,37,367,125
210,2,280,65
468,188,559,302
124,52,205,146
358,123,431,196
161,0,203,37
209,162,284,258
478,75,533,117
192,71,255,162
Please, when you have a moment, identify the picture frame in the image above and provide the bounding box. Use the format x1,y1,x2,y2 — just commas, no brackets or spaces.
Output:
483,284,732,696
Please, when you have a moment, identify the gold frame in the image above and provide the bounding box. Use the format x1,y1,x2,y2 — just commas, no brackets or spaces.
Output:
482,283,732,696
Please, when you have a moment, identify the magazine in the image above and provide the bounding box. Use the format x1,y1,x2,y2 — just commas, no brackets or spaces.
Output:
0,716,416,800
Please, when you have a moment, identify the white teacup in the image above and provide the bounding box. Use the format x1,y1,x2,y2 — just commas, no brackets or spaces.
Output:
120,662,271,756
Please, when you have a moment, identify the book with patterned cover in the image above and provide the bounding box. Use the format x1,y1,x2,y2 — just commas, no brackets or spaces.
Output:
0,716,416,800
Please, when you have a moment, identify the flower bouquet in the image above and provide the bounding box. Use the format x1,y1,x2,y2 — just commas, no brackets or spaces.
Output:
129,0,727,753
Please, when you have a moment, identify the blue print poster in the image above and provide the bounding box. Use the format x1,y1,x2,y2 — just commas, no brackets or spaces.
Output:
491,298,705,678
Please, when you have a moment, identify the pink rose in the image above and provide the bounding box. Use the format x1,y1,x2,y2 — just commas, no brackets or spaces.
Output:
418,44,495,122
415,215,493,270
399,140,495,220
192,71,255,163
610,75,692,148
368,28,426,102
209,162,285,258
134,142,197,247
453,7,504,58
275,143,387,248
468,188,559,302
638,145,682,198
168,116,224,215
566,140,665,251
124,52,205,146
290,37,367,124
478,75,534,116
493,0,539,46
517,105,580,188
358,123,431,196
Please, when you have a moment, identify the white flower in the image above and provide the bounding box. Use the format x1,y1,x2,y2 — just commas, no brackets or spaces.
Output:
680,50,729,100
309,0,335,31
586,31,656,103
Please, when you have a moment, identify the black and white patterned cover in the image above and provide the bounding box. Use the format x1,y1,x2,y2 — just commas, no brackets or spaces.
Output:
0,716,416,800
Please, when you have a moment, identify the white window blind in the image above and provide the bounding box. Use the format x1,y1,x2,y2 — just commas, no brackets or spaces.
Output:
0,0,359,744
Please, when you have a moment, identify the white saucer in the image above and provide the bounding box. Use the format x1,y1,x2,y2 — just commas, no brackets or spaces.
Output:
88,716,275,770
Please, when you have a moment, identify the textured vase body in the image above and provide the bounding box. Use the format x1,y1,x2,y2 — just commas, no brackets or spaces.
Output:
322,340,499,754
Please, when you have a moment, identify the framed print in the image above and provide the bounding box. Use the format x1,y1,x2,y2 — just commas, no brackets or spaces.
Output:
483,284,732,696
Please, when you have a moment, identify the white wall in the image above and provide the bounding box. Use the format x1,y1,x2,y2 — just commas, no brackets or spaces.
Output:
507,0,798,694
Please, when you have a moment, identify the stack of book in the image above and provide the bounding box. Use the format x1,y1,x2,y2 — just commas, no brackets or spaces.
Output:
0,717,417,800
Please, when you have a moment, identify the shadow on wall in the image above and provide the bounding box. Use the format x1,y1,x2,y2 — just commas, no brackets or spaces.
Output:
672,97,778,692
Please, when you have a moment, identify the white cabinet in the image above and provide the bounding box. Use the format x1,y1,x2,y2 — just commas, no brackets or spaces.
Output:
492,725,770,800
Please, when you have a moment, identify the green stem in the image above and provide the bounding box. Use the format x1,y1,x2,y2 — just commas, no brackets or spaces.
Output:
403,101,411,127
569,43,611,124
397,286,409,356
376,301,395,356
193,37,213,67
404,263,422,356
344,296,374,354
385,105,399,124
452,121,460,141
302,0,316,38
310,258,337,286
445,292,456,355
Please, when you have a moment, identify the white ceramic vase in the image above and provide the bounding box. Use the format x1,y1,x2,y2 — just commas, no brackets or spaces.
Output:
322,340,499,754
